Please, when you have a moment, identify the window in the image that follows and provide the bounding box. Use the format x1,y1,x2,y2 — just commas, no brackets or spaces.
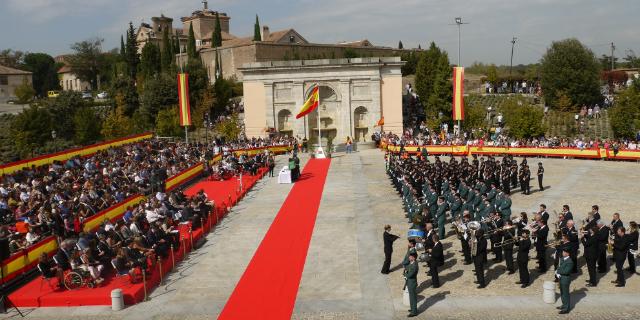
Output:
196,39,202,47
0,75,7,85
289,36,295,43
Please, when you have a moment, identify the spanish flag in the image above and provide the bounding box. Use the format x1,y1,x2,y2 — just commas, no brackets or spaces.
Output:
177,73,192,126
376,116,384,127
296,85,319,119
452,67,464,121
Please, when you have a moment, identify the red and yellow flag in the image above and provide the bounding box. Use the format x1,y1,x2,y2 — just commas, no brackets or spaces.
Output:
177,73,192,126
452,67,464,121
296,85,319,119
376,116,385,127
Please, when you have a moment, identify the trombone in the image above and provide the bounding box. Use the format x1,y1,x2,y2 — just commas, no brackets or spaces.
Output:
495,236,523,247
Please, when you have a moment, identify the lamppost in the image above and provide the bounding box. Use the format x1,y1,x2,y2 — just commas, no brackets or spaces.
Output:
510,37,517,93
454,17,469,67
51,130,57,152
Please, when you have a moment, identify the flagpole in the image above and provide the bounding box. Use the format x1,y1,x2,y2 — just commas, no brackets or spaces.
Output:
317,83,322,151
179,45,188,144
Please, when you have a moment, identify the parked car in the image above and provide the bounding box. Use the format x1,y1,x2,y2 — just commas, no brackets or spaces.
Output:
47,90,60,98
81,91,93,100
96,91,108,99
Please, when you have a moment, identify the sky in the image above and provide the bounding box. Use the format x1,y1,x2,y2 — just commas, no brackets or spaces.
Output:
1,0,639,66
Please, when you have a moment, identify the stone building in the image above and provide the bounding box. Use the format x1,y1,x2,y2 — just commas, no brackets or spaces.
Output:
240,57,404,143
0,64,32,101
139,1,416,81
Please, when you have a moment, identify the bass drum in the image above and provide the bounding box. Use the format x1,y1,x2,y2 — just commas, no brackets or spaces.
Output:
407,229,425,240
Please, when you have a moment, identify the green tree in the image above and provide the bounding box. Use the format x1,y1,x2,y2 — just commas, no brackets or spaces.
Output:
609,85,640,138
46,91,87,140
498,97,546,139
463,104,487,131
184,58,209,109
139,72,178,125
555,90,574,112
213,77,233,116
101,106,133,139
73,106,102,144
139,42,161,80
0,49,26,69
67,38,106,90
253,15,261,41
343,48,359,59
214,13,223,47
540,38,601,108
623,50,640,68
110,75,139,116
10,105,53,157
161,27,173,72
14,79,36,103
486,64,498,87
155,107,182,137
187,23,197,58
401,51,419,76
125,22,139,80
415,42,452,126
120,35,126,56
23,53,60,96
214,113,242,140
398,41,403,49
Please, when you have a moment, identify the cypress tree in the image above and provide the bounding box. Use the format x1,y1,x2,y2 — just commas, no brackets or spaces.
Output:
253,15,261,41
187,23,197,58
161,27,172,71
125,22,140,79
213,12,223,47
120,35,126,57
398,41,403,49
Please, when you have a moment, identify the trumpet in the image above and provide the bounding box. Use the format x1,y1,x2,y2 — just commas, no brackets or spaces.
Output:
546,240,564,248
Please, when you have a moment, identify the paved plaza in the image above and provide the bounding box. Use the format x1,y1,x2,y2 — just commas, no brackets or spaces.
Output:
4,150,640,320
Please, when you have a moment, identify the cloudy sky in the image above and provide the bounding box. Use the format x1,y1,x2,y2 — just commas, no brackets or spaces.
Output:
2,0,639,66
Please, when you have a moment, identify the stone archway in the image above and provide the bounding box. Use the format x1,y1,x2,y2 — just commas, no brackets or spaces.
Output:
277,109,293,136
308,85,338,147
354,106,368,142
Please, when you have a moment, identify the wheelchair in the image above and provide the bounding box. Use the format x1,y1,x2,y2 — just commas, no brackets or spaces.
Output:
63,268,96,290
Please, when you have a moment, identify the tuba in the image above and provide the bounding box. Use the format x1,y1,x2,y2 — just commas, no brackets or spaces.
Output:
468,221,482,257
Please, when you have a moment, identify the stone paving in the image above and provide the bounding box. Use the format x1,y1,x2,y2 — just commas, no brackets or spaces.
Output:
3,150,639,320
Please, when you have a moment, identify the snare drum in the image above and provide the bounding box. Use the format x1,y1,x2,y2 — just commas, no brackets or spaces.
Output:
407,229,425,240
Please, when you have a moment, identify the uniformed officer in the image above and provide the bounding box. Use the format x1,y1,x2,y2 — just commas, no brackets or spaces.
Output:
404,252,419,317
435,197,447,240
402,239,417,270
537,162,544,191
556,249,574,314
515,230,531,287
474,229,488,288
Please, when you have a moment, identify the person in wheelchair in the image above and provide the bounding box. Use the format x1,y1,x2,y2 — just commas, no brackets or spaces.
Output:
77,248,105,284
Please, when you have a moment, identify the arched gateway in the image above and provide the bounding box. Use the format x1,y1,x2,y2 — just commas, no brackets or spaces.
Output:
239,57,404,145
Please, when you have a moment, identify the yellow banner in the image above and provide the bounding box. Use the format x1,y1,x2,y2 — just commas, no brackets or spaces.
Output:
165,163,205,191
1,236,58,283
82,195,147,232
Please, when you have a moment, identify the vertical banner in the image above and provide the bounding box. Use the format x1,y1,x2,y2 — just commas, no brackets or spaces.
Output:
177,73,192,126
452,67,465,121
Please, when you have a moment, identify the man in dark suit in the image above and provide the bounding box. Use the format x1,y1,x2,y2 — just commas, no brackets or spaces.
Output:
381,225,400,274
612,227,629,287
535,220,549,272
562,205,573,222
595,220,610,273
556,249,574,314
539,204,549,224
581,227,599,286
584,205,601,230
428,234,444,288
502,220,516,274
474,229,488,288
626,221,638,273
610,213,624,235
423,223,435,251
489,213,504,262
516,230,531,287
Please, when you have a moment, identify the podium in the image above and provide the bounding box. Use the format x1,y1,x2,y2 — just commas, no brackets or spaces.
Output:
278,166,292,184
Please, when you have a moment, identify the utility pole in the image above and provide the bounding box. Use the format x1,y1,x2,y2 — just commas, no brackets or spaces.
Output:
610,42,616,71
510,37,517,93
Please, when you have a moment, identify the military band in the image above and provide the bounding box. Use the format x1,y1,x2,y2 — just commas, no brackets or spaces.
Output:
384,151,639,317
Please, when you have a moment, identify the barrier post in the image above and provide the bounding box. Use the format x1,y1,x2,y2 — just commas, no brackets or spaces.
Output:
142,269,149,301
157,256,163,285
189,228,194,249
170,245,175,270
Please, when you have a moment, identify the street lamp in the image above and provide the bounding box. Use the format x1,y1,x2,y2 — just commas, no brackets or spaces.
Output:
453,17,469,67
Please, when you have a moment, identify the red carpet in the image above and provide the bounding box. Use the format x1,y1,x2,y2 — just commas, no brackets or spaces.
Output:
8,168,267,307
218,159,331,320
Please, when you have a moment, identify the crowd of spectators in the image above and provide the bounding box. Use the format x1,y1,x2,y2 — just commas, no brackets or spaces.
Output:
0,136,294,288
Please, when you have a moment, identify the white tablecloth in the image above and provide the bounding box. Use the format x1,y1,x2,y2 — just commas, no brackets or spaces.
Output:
278,166,292,184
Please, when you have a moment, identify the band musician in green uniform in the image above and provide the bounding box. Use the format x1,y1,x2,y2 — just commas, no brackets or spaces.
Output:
404,252,419,317
556,248,574,314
